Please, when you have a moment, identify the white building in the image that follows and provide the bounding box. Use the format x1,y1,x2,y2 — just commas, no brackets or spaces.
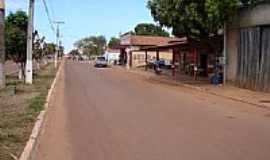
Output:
103,49,120,64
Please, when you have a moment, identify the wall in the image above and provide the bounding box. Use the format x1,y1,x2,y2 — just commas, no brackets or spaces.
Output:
230,3,270,29
226,28,238,81
132,51,146,67
226,3,270,82
132,51,173,67
104,52,120,64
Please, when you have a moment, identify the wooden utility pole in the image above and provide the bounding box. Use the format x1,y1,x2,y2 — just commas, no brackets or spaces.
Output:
0,0,5,89
25,0,35,84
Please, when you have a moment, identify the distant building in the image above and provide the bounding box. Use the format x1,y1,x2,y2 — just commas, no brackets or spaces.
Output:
104,48,120,64
119,33,181,68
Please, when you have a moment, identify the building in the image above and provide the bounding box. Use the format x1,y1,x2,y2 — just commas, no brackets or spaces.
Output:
141,38,221,78
225,2,270,92
119,33,181,68
104,48,120,65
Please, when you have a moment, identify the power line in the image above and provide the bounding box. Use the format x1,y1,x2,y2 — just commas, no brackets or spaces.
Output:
41,0,55,33
47,0,55,19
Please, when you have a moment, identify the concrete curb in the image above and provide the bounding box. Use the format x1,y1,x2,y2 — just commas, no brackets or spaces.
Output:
150,77,270,110
19,61,64,160
121,68,270,110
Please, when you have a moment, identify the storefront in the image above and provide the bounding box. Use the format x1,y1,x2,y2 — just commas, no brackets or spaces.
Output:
141,38,221,80
119,33,181,68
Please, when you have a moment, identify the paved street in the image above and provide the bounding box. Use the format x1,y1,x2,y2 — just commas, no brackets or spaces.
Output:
35,61,270,160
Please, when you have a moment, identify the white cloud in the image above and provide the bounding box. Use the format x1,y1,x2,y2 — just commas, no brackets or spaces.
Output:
6,0,28,12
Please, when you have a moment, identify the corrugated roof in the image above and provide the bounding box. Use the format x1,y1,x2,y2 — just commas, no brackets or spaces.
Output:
121,35,184,46
106,48,120,53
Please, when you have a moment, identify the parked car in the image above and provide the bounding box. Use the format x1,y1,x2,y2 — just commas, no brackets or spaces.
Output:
47,55,54,59
94,56,108,67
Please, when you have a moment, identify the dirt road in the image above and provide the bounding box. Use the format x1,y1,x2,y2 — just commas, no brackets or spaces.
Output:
35,61,270,160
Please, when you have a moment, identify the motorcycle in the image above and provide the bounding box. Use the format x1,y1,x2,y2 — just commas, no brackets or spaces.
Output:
154,61,162,75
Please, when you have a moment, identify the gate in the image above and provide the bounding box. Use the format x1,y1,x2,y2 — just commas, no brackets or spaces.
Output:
237,26,270,92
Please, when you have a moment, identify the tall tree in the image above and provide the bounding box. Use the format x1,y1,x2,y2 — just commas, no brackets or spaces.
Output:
134,23,170,37
5,11,28,80
147,0,260,51
0,0,5,89
108,37,120,48
74,35,106,58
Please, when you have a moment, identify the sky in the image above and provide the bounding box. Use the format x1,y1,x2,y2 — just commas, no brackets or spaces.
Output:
6,0,155,52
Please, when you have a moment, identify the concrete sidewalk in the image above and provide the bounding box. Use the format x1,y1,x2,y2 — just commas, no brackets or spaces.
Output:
119,67,270,109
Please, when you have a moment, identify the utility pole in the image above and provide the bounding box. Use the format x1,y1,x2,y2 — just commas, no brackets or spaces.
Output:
59,40,63,58
223,23,227,85
53,21,64,68
25,0,35,84
0,0,5,89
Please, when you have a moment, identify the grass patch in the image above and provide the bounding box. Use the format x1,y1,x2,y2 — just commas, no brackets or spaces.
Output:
0,63,57,160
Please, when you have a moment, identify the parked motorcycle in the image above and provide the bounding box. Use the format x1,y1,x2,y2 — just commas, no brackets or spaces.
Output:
154,61,162,75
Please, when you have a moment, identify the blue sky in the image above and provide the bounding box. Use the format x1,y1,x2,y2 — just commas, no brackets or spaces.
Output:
6,0,155,52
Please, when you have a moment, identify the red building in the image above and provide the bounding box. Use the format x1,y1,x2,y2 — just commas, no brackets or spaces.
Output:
141,38,222,78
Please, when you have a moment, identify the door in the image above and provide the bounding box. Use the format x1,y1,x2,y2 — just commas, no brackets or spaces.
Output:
258,27,270,92
237,26,270,92
200,54,208,76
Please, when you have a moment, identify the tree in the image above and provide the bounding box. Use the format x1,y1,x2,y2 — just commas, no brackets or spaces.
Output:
147,0,260,51
108,37,120,48
45,43,56,56
69,49,80,57
33,30,46,70
5,11,28,80
134,23,170,37
74,35,106,58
